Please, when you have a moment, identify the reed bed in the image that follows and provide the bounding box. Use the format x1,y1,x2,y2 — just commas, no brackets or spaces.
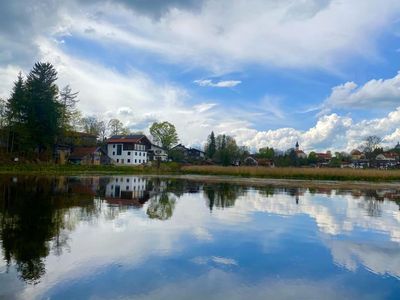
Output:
181,166,400,182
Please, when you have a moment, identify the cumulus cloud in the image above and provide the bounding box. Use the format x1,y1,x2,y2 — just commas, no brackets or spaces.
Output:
194,79,241,88
57,0,400,71
324,72,400,110
238,109,400,152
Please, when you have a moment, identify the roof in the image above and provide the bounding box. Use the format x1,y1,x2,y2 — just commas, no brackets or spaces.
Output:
107,134,148,144
315,153,332,159
69,147,99,160
150,143,167,150
350,149,362,155
189,147,205,154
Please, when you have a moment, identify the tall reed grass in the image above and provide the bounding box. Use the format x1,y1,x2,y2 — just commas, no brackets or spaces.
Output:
181,166,400,181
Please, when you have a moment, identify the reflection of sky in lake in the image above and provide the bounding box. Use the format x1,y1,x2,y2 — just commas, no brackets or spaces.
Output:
0,176,400,299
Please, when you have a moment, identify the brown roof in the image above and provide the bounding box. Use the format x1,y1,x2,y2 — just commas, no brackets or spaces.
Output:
351,149,362,155
69,147,99,159
107,135,149,144
315,153,332,159
107,138,143,143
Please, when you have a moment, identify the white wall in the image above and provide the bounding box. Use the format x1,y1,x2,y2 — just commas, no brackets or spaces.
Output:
107,143,148,165
106,176,147,198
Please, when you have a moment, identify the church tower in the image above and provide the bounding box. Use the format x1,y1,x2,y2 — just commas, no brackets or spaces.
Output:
295,141,299,151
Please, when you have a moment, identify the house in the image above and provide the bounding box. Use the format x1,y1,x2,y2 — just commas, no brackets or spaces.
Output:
54,131,98,164
106,134,152,165
105,176,150,207
350,149,364,160
148,144,168,162
375,153,398,169
294,141,307,159
315,151,332,162
170,144,206,161
68,147,109,165
243,156,258,166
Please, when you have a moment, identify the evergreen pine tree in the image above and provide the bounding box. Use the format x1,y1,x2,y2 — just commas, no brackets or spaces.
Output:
206,131,216,159
25,62,62,154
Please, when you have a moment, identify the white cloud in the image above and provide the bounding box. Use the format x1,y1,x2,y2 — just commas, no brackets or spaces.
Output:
237,109,400,152
58,0,400,71
324,72,400,110
194,79,241,88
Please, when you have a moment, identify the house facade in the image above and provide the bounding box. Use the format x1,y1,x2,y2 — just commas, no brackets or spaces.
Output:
148,144,169,162
107,135,152,165
68,147,110,165
170,144,206,161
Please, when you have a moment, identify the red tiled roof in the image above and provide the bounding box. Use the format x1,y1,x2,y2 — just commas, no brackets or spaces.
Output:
315,153,332,158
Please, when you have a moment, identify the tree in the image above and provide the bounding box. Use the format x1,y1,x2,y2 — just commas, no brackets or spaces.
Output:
6,72,30,153
58,85,79,132
97,120,107,142
214,134,239,166
0,98,6,128
363,135,382,160
258,147,275,159
80,116,101,136
25,62,62,153
150,121,179,150
308,151,317,165
108,118,125,136
205,131,216,158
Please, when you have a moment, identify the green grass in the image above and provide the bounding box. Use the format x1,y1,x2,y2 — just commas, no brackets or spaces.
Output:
0,162,181,176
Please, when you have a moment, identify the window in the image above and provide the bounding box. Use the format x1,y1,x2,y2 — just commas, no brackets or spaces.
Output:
128,152,131,155
144,153,146,156
139,159,141,163
113,151,115,155
117,144,122,155
111,185,114,189
135,159,137,163
135,152,137,156
117,159,119,163
126,186,129,190
116,178,118,182
139,152,141,156
127,178,129,182
128,159,131,163
113,145,115,148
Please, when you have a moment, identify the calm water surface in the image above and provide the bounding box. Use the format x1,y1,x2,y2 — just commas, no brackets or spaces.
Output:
0,175,399,300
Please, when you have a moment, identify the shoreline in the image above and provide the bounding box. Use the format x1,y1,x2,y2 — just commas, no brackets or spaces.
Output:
2,164,400,186
2,169,400,189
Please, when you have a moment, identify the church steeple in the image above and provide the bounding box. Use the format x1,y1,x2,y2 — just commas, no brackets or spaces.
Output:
295,141,299,151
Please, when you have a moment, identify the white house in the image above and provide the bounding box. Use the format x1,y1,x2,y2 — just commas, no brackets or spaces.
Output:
107,134,152,165
149,144,169,161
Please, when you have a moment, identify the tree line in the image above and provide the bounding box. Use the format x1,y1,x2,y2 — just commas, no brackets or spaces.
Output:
0,62,159,159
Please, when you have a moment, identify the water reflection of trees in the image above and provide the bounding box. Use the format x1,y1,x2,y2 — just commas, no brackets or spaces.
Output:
0,176,100,284
147,193,176,220
204,183,246,211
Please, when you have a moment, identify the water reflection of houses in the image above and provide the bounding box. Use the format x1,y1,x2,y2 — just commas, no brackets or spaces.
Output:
105,176,153,207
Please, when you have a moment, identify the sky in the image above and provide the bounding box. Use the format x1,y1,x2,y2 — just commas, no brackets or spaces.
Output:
1,0,400,152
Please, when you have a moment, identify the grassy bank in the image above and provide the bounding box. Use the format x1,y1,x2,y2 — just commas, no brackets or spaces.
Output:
2,163,400,182
0,163,181,176
181,165,400,182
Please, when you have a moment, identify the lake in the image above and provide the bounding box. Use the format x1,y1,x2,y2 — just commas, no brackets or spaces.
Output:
0,175,399,300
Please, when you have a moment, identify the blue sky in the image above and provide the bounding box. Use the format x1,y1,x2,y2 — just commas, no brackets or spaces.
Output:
1,0,400,152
